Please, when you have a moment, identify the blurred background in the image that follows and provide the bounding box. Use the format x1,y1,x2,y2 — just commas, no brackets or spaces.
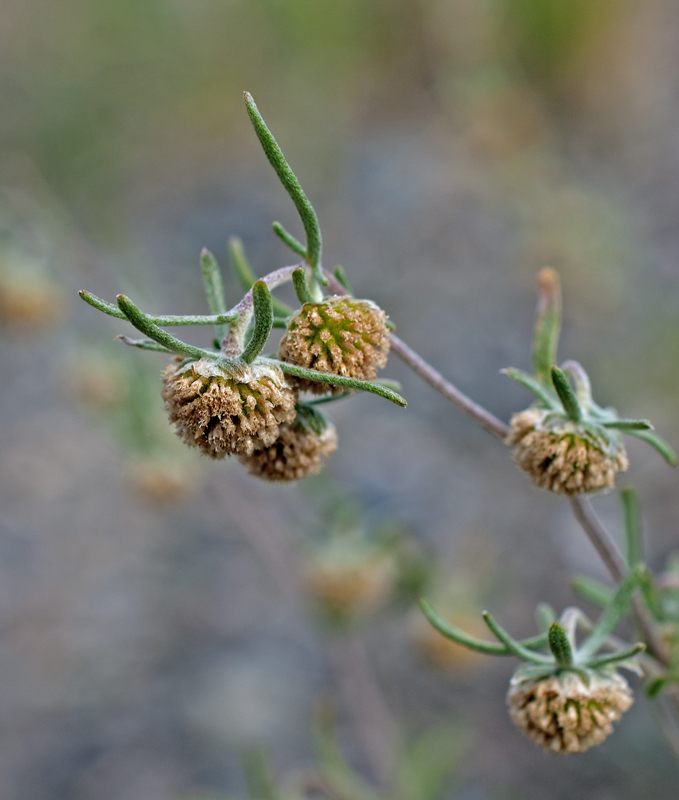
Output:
1,0,679,797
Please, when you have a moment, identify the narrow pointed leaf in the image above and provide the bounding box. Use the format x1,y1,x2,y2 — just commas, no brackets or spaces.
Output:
241,281,274,364
561,360,593,411
502,367,556,407
292,267,315,306
79,289,128,319
306,391,353,405
551,366,582,421
418,599,511,655
272,221,307,257
532,267,562,385
116,295,212,360
373,378,403,393
200,248,228,339
603,419,653,431
243,92,325,285
548,623,574,667
294,403,328,436
586,643,645,670
625,428,677,466
481,611,552,663
265,358,407,407
571,576,614,608
114,335,174,353
646,677,668,698
621,485,643,567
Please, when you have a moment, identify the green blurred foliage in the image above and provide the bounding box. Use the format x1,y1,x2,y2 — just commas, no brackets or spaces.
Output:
497,0,622,89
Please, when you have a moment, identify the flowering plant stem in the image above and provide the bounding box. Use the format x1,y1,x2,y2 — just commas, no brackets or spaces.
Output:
389,331,670,666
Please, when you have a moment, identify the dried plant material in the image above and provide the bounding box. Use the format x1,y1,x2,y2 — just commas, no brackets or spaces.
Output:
303,556,394,619
507,409,628,495
279,296,389,394
129,460,198,503
507,670,633,754
239,420,338,481
0,277,62,330
162,357,296,458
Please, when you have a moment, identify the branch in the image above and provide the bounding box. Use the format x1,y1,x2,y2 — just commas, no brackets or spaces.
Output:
569,496,668,663
389,333,509,440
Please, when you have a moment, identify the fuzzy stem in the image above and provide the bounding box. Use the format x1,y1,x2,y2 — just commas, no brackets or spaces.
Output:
569,496,668,663
229,237,294,318
569,496,627,582
389,334,509,439
222,264,299,354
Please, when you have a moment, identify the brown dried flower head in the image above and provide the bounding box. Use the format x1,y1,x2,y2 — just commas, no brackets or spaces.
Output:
507,669,633,755
278,296,390,393
161,357,296,458
239,419,338,481
303,550,395,620
506,408,628,495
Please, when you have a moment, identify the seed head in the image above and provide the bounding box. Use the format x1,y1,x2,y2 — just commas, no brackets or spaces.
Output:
507,670,633,754
278,296,390,393
161,357,296,458
239,420,338,481
303,555,394,620
506,408,628,495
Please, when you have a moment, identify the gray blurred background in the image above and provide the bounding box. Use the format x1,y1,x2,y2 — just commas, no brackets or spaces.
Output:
1,1,679,798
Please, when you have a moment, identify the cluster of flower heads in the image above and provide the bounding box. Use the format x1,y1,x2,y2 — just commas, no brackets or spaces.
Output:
79,93,404,483
420,567,647,754
80,272,400,482
161,289,392,480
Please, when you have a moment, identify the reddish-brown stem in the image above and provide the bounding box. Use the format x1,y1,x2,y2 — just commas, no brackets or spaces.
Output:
389,333,509,440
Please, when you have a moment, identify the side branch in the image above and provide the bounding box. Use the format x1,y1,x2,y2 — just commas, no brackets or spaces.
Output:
389,334,509,440
570,496,668,664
